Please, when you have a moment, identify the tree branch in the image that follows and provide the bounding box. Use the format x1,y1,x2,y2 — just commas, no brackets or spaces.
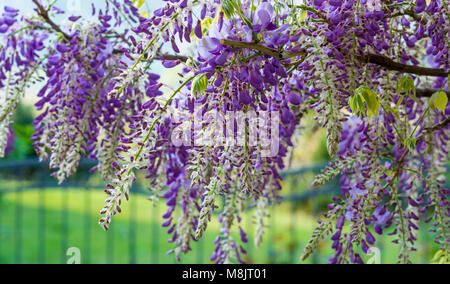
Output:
29,4,188,65
158,53,189,62
424,116,450,133
220,39,307,60
384,7,425,24
357,54,449,77
382,114,450,191
29,1,449,80
416,88,450,98
287,4,332,25
220,38,449,78
112,47,189,63
32,0,70,41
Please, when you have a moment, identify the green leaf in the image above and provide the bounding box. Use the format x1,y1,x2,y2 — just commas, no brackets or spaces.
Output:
404,137,417,152
432,250,445,262
201,18,213,30
429,91,448,113
385,105,400,120
410,94,421,105
348,93,364,117
397,75,422,107
131,0,145,8
356,94,366,116
191,74,208,96
222,0,253,29
399,74,415,95
222,0,238,18
299,9,308,22
431,249,449,264
395,95,404,110
349,96,357,115
355,86,380,119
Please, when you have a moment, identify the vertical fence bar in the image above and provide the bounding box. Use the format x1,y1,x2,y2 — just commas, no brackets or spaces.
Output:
0,161,354,264
14,187,22,264
0,184,5,263
37,170,48,264
152,204,159,264
83,187,91,264
268,206,276,263
245,207,253,263
106,221,115,264
129,193,137,264
0,188,2,263
60,185,68,264
311,188,320,264
420,226,431,264
196,230,204,264
289,181,297,264
38,184,46,264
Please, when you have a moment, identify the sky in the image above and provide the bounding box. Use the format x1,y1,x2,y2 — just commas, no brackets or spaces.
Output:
0,0,179,106
1,0,164,16
2,0,105,18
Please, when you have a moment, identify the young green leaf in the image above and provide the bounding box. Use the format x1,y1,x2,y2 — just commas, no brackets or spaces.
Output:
348,96,357,114
131,0,145,8
191,74,208,96
355,86,380,119
429,91,448,114
356,94,366,116
399,74,415,96
385,105,400,120
404,137,417,152
222,0,238,18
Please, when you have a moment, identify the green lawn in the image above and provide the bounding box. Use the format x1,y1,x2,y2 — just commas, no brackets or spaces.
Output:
0,188,439,264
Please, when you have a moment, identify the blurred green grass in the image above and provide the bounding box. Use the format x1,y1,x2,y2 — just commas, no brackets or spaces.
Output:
0,187,439,264
1,103,444,264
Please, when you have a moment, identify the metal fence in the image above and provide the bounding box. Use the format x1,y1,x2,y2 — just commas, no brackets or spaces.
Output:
0,159,337,264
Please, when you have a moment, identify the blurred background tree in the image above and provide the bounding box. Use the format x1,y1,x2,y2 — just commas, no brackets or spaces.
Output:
4,103,36,160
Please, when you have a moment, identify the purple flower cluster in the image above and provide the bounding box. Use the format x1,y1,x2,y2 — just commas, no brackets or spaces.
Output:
0,6,46,88
0,0,449,264
4,127,14,155
0,6,18,35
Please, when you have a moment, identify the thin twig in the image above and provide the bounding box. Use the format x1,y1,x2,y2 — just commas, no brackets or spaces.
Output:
381,115,449,191
424,116,450,133
221,37,448,77
31,0,70,40
357,54,449,77
220,38,307,60
416,88,450,98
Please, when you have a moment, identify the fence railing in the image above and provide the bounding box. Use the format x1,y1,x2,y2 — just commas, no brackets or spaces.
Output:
0,159,338,264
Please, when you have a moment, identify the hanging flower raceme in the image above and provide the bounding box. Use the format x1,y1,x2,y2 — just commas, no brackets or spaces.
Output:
0,0,449,264
0,5,47,157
